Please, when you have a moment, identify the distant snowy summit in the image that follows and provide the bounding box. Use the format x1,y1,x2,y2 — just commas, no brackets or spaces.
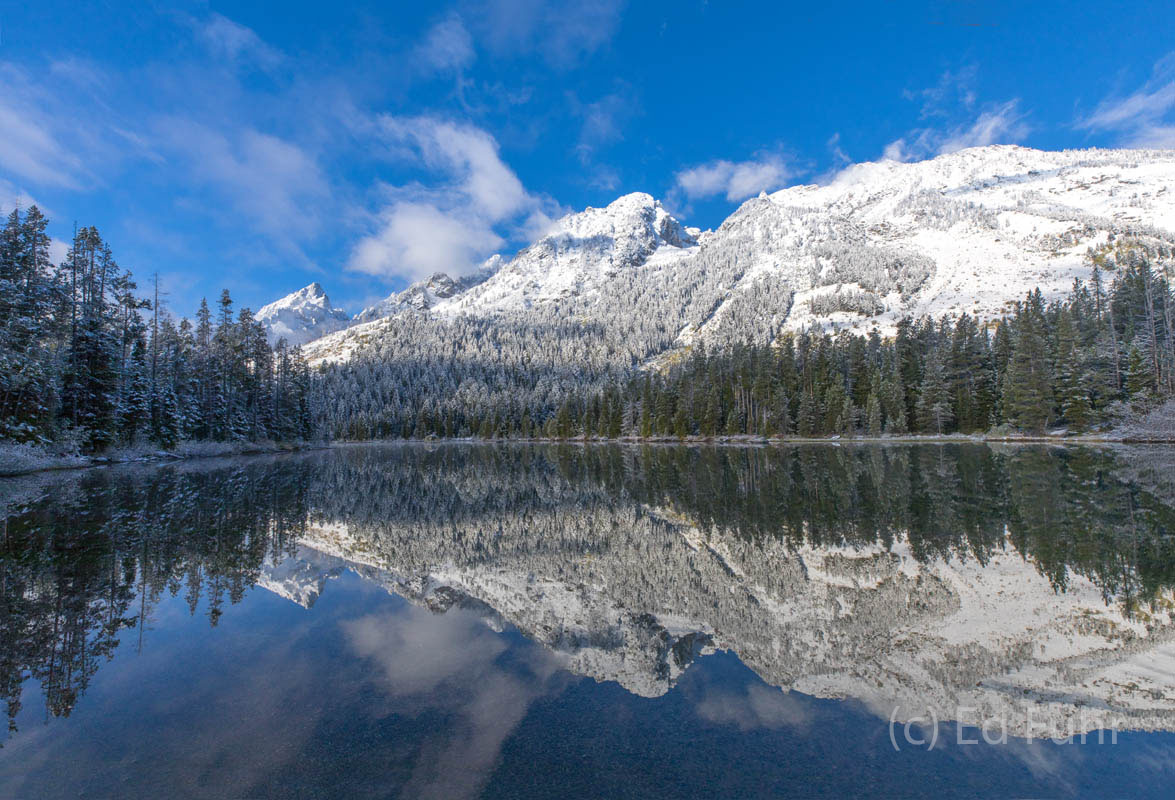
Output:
353,259,501,324
255,282,350,346
257,145,1175,364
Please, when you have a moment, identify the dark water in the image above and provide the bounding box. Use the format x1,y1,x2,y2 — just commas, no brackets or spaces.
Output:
1,442,1174,799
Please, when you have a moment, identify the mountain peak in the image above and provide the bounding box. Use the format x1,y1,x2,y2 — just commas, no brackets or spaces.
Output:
257,282,350,346
543,190,694,250
605,191,656,209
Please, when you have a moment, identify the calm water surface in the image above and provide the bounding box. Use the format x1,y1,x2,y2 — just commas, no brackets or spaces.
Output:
1,442,1174,798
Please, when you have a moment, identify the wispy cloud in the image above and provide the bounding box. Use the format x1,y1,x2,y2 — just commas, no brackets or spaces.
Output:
1079,53,1175,147
883,70,1029,162
883,100,1029,162
194,12,284,72
468,0,627,67
936,101,1029,153
570,85,638,165
155,119,330,250
0,179,39,217
0,63,92,189
674,153,790,202
416,14,477,75
904,64,979,119
826,133,851,168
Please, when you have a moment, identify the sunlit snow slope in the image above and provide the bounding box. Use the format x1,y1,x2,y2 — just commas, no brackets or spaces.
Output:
294,145,1175,365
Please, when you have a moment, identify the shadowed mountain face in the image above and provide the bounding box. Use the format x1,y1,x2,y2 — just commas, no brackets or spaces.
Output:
3,442,1175,750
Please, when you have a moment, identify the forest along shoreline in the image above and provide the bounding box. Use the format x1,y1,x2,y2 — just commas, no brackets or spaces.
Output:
7,205,1175,471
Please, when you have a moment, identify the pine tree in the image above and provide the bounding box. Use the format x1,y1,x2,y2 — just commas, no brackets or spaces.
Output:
1125,346,1155,400
916,348,953,434
866,392,883,437
882,362,908,434
700,386,719,436
1002,296,1054,433
796,390,819,437
768,391,791,436
1053,311,1092,431
119,337,150,444
555,399,573,439
823,381,847,434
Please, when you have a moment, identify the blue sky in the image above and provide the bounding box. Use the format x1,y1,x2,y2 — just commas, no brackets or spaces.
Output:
2,0,1175,317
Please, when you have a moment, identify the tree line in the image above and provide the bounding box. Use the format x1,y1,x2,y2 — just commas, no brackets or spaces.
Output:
360,238,1173,440
4,202,1174,448
0,206,317,452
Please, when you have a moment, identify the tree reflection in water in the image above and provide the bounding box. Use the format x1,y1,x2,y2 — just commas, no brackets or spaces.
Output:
2,442,1174,741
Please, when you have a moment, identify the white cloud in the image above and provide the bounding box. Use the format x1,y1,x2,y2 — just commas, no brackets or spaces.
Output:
674,154,790,202
48,239,69,267
0,178,40,218
470,0,626,67
883,99,1028,162
827,133,851,168
880,68,1029,163
349,116,552,281
379,116,530,220
1129,125,1175,148
937,100,1029,153
881,139,910,162
1080,53,1175,147
416,14,476,74
349,202,503,281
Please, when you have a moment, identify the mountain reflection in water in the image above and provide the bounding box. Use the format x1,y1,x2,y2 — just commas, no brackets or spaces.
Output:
1,442,1174,798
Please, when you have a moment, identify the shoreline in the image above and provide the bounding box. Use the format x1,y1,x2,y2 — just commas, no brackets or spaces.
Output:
4,431,1171,479
0,440,329,479
331,431,1174,447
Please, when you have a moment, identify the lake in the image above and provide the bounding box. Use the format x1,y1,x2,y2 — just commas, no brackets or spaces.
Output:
1,442,1174,798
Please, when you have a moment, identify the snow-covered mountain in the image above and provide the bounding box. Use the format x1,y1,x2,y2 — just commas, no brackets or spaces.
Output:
353,260,500,324
443,190,698,315
255,282,350,346
728,144,1175,334
275,145,1175,366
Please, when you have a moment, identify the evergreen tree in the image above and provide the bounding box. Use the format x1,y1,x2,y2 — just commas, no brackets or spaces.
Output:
1002,295,1054,433
1125,346,1155,400
916,348,953,434
865,368,883,437
1054,311,1093,431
